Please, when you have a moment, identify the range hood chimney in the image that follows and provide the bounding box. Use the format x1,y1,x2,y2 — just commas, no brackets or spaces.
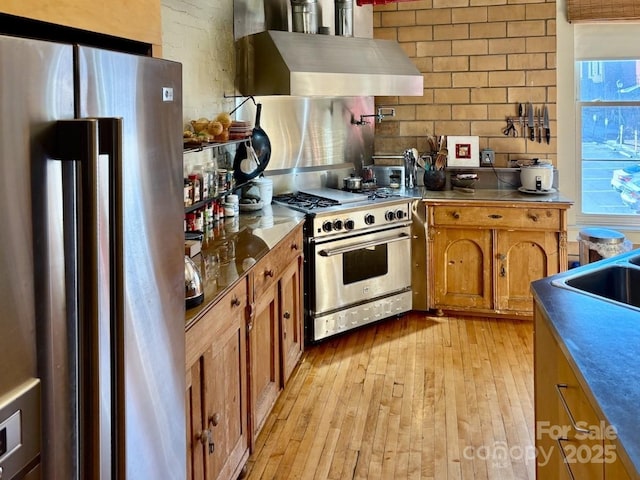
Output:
235,30,424,97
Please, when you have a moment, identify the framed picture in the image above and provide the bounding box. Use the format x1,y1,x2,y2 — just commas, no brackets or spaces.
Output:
447,136,479,167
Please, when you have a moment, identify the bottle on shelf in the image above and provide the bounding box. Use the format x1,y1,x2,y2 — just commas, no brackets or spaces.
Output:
188,172,201,204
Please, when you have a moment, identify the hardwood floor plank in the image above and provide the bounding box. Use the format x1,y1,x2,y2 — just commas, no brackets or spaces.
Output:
245,313,535,480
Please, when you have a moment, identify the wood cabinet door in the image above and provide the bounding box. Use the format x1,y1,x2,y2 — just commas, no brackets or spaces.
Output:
186,358,205,480
279,256,304,385
535,309,605,480
202,321,249,480
186,284,249,480
495,230,559,313
556,354,604,480
534,311,564,480
432,227,492,310
249,281,281,441
604,439,633,480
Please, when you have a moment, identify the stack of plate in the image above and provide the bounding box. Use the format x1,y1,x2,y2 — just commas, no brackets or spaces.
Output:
229,120,253,140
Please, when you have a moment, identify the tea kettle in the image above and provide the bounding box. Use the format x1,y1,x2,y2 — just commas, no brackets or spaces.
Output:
185,255,204,309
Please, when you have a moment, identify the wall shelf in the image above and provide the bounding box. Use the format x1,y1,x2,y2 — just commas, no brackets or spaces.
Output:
183,137,249,153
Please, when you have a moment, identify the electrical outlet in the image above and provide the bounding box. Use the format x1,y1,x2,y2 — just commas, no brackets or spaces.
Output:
480,148,495,167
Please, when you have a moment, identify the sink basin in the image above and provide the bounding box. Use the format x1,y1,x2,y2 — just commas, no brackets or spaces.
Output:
629,255,640,267
552,265,640,310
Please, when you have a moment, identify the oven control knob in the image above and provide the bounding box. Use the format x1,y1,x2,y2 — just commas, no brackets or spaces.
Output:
385,210,396,221
322,220,333,232
344,219,355,230
333,219,343,231
364,214,375,225
395,209,406,220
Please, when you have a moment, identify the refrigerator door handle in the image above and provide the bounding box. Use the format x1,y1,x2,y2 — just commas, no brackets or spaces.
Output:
55,117,123,480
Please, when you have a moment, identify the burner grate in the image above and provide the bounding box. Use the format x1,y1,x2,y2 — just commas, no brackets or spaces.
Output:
341,186,401,200
273,192,340,210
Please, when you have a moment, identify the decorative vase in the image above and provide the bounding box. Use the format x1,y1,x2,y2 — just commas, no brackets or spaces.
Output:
423,170,446,191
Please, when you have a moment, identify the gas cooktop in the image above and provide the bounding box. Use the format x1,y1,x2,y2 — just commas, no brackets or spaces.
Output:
273,187,410,214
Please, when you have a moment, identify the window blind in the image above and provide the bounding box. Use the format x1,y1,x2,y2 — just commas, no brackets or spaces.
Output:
568,0,640,22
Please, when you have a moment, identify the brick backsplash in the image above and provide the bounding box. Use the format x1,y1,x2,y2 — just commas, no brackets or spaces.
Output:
373,0,557,167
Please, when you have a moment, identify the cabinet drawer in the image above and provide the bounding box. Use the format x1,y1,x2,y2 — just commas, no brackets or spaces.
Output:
432,205,561,230
253,225,303,298
185,278,247,368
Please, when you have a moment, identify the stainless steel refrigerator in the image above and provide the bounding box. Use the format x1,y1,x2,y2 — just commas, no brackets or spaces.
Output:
0,35,185,479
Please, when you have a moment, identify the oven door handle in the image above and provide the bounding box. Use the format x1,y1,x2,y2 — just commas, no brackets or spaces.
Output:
318,232,410,257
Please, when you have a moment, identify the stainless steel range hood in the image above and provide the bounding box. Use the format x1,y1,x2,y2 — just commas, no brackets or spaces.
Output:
235,30,424,97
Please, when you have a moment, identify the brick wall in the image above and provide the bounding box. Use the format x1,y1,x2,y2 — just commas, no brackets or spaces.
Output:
372,0,557,167
162,0,236,127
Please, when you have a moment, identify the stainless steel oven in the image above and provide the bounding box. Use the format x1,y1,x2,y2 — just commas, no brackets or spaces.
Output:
274,188,414,342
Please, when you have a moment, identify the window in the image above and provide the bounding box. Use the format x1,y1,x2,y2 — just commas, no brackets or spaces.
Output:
578,59,640,216
572,22,640,225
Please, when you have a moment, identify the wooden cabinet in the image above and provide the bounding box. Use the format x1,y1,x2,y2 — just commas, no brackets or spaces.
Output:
426,200,570,316
248,280,281,442
279,258,304,384
431,226,492,310
248,223,304,443
186,279,249,480
535,304,635,479
0,0,162,50
186,220,304,476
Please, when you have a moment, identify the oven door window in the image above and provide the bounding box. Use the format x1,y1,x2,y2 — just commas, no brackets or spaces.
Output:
342,244,388,284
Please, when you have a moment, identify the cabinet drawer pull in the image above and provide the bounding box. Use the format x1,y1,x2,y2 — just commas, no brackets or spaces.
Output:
231,296,241,307
555,384,593,435
528,213,539,222
451,212,460,219
488,214,503,219
291,243,299,251
265,269,274,278
283,311,291,319
556,438,576,480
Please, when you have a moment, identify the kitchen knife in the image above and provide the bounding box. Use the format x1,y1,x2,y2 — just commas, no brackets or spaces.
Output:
528,102,535,141
518,103,525,137
543,105,550,144
537,108,542,143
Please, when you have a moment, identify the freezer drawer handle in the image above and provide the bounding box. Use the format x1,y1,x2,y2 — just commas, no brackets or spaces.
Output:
319,232,409,257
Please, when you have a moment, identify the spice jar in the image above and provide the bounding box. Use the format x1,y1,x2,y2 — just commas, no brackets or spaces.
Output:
184,178,193,207
225,194,239,217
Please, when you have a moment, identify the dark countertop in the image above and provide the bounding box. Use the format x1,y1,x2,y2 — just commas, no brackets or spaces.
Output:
185,204,304,330
531,250,640,477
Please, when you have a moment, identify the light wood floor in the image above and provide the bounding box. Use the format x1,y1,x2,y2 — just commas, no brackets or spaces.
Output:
245,312,535,480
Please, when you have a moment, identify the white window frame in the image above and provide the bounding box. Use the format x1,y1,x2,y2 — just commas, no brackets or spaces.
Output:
557,13,640,241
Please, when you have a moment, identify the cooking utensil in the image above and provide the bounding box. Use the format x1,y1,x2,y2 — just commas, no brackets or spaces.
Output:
518,103,525,137
343,175,363,190
528,102,535,141
233,103,272,184
185,255,204,309
543,105,550,144
537,107,542,143
238,137,260,174
403,149,416,188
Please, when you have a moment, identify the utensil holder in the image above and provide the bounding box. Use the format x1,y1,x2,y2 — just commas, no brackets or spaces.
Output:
424,170,446,191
